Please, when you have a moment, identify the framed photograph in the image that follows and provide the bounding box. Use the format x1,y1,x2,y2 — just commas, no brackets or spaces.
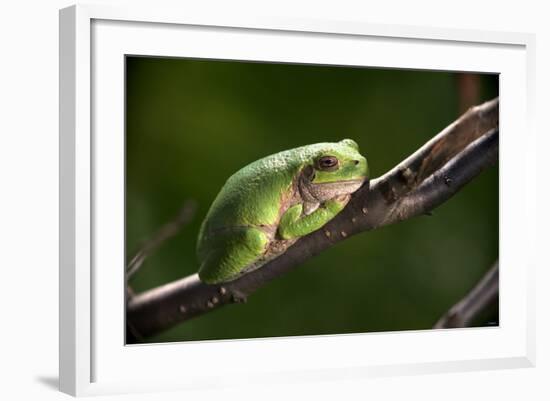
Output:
59,4,536,396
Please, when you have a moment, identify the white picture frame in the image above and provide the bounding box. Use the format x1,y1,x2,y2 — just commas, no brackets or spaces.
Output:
59,4,536,397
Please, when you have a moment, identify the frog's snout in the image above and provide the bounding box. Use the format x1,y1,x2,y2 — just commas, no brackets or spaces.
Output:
354,155,368,178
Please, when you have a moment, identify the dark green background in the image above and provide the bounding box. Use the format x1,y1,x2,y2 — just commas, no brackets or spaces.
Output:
126,56,498,343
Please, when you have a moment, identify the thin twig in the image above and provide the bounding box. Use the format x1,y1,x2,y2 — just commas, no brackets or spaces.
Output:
126,98,499,340
434,261,499,329
126,200,197,281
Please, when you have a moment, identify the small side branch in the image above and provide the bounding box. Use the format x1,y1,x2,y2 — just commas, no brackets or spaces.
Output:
126,200,197,280
434,261,499,329
127,98,499,339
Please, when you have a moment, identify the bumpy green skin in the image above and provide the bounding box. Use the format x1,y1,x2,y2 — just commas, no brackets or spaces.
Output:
197,139,369,284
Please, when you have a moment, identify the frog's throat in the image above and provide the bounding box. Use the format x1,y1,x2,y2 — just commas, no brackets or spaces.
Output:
298,172,365,203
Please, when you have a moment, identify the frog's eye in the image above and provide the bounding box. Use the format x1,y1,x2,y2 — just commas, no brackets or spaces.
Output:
316,156,339,171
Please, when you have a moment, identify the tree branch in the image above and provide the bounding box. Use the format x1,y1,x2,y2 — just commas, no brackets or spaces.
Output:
126,98,499,340
434,261,499,329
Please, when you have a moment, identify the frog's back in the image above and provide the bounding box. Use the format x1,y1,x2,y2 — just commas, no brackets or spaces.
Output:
202,149,303,232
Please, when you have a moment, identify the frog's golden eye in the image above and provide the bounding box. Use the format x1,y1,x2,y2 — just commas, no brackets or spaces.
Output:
316,156,339,171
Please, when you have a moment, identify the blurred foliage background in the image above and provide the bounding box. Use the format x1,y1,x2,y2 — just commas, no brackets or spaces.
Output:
126,56,498,343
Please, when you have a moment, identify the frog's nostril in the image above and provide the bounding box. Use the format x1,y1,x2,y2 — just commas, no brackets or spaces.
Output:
353,160,360,165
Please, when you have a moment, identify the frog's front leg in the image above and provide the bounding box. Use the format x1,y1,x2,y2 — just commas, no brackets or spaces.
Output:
277,195,349,240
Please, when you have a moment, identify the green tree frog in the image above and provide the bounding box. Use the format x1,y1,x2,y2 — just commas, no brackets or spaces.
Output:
197,139,369,284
